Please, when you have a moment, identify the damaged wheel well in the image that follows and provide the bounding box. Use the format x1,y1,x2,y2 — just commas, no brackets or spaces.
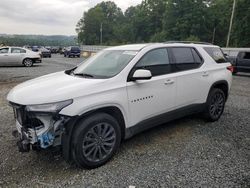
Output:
62,106,126,162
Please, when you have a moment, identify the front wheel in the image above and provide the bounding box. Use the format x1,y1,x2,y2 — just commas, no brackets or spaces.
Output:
72,113,121,169
203,88,226,122
23,58,33,67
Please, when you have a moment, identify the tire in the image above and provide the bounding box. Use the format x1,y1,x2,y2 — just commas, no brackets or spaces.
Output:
203,88,226,122
72,113,121,169
23,58,33,67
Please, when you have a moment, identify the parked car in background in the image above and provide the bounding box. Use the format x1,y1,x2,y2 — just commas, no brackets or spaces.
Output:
45,46,51,52
31,46,40,52
60,47,66,55
64,46,81,57
228,51,250,74
51,47,59,54
0,47,41,67
39,47,51,58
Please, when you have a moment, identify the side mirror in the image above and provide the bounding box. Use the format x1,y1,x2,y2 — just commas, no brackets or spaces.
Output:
131,69,152,81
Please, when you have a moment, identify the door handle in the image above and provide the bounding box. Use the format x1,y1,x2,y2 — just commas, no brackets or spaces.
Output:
202,72,209,77
164,79,174,85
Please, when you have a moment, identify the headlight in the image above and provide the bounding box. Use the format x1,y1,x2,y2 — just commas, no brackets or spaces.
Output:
26,99,73,113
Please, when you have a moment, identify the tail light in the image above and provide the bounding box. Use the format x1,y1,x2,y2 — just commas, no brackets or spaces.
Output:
227,65,234,73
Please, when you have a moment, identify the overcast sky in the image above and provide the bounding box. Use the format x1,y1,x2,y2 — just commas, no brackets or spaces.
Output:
0,0,142,36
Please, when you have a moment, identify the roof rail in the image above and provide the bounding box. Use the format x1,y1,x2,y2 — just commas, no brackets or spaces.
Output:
164,41,213,45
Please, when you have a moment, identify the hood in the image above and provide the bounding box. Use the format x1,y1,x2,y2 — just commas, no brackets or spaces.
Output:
7,71,107,105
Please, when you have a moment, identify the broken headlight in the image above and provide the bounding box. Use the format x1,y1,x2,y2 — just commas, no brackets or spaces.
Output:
25,99,73,113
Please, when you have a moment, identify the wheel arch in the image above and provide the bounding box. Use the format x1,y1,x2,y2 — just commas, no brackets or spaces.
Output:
62,105,126,162
208,80,229,101
22,57,34,64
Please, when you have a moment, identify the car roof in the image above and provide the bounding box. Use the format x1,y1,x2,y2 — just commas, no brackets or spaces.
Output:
106,44,150,51
105,42,219,51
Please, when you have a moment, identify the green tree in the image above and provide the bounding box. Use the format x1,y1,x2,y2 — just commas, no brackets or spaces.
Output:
76,1,124,45
230,0,250,47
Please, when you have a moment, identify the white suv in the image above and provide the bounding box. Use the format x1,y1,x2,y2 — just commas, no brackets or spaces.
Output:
7,42,233,168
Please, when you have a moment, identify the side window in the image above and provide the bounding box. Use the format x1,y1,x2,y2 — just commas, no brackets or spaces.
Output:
171,47,202,71
136,48,171,76
11,48,26,53
243,52,250,60
0,48,9,54
203,47,227,63
192,49,202,63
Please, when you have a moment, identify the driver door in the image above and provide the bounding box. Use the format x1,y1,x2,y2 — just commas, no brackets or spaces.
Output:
126,48,176,127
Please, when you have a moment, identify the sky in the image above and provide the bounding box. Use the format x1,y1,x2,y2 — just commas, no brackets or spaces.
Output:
0,0,142,36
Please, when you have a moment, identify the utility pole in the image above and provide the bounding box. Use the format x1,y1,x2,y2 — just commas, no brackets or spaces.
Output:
226,0,236,47
212,27,216,44
100,23,103,45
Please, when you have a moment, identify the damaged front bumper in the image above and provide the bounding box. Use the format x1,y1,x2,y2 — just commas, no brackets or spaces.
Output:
10,102,72,152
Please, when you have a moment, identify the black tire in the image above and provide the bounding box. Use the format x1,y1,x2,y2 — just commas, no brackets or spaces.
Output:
203,88,226,122
72,113,121,169
23,58,33,67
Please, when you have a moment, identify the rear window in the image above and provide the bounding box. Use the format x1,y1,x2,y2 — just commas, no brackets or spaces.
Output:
242,52,250,59
71,47,80,51
204,47,227,63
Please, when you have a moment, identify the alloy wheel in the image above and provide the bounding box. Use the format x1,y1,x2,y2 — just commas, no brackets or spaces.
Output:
82,123,116,162
209,92,224,119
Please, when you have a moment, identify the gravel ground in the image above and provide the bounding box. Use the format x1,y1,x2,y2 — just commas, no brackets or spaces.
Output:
0,55,249,187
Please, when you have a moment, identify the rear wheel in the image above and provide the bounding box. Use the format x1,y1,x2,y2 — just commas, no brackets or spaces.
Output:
72,113,121,169
203,88,226,122
23,58,33,67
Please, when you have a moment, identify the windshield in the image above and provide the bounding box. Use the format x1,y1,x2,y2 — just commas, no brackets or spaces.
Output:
73,50,138,78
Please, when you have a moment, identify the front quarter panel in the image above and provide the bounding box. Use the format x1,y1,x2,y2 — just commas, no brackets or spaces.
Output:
60,84,129,128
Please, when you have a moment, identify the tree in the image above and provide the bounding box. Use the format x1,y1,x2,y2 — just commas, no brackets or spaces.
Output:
76,0,250,47
230,0,250,47
76,1,124,45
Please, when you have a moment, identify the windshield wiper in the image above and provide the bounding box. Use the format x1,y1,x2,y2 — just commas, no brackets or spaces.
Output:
73,73,94,78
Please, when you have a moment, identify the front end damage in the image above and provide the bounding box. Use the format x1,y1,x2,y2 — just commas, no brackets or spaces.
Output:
10,101,72,152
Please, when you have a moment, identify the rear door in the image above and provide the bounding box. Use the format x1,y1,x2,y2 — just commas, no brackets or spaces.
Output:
8,48,26,65
169,47,209,108
0,47,10,66
237,52,250,72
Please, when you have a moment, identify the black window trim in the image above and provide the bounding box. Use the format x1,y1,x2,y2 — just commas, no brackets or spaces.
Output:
169,46,204,72
0,47,9,54
127,47,174,82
